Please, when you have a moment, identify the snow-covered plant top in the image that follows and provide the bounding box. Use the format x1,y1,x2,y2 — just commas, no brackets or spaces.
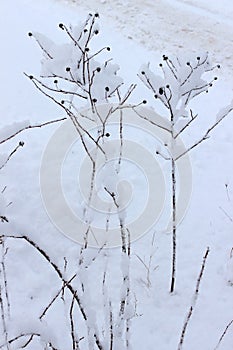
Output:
139,53,221,122
27,13,124,111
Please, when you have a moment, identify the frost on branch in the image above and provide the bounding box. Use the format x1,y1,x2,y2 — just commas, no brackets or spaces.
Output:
138,52,231,294
27,13,124,111
139,53,220,123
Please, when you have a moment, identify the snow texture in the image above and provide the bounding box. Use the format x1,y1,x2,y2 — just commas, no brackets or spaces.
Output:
1,0,233,349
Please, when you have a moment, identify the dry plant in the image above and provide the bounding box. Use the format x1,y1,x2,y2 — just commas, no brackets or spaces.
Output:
138,54,233,292
177,247,209,350
1,12,233,350
21,13,145,349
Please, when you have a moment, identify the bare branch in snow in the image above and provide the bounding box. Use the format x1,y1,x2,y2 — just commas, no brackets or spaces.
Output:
214,319,233,350
0,142,24,170
0,118,66,145
177,247,210,350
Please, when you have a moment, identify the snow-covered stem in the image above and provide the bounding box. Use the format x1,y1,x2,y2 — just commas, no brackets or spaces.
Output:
0,240,10,317
214,319,233,350
0,141,24,171
39,274,77,320
170,157,176,293
0,333,60,350
0,286,9,350
177,247,210,350
138,53,227,293
109,301,114,350
0,239,9,349
0,235,104,350
175,101,233,160
0,117,66,145
70,293,80,350
135,233,157,289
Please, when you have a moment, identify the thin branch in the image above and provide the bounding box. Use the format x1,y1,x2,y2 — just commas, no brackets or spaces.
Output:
177,247,210,350
174,110,198,139
39,274,76,320
109,301,113,350
1,235,104,350
1,241,10,316
70,292,80,350
0,118,66,145
0,333,40,349
219,206,233,223
132,106,171,133
214,319,233,350
176,106,233,160
0,142,24,170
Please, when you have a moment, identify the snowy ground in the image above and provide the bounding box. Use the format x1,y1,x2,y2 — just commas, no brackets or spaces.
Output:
59,0,233,79
1,0,233,349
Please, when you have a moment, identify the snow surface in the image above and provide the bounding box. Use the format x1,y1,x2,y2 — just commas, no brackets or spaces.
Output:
59,0,233,79
1,0,233,349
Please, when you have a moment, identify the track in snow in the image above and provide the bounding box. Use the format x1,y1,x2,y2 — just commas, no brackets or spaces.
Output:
58,0,233,79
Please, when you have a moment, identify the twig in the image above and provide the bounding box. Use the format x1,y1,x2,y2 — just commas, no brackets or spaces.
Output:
0,333,40,349
0,142,24,170
70,292,80,350
219,206,233,223
170,157,176,293
1,240,10,316
1,235,104,350
0,118,66,145
214,319,233,350
0,285,9,350
39,274,76,320
177,247,210,350
109,301,113,350
176,106,233,161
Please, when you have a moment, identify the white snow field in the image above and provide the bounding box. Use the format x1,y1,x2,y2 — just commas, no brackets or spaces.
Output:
59,0,233,78
1,0,233,349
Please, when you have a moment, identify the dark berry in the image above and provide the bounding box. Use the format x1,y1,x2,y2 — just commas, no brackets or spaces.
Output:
141,71,145,75
214,77,218,80
84,29,88,33
85,47,90,52
159,87,163,95
186,62,190,66
28,32,33,37
142,100,147,104
96,67,101,72
61,100,65,104
217,64,221,68
105,132,110,137
66,67,71,72
93,98,97,103
29,75,33,80
105,86,110,91
95,13,99,17
54,79,58,84
154,94,158,99
159,63,163,67
166,84,170,89
59,23,64,29
107,47,111,51
94,30,99,35
197,56,200,60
